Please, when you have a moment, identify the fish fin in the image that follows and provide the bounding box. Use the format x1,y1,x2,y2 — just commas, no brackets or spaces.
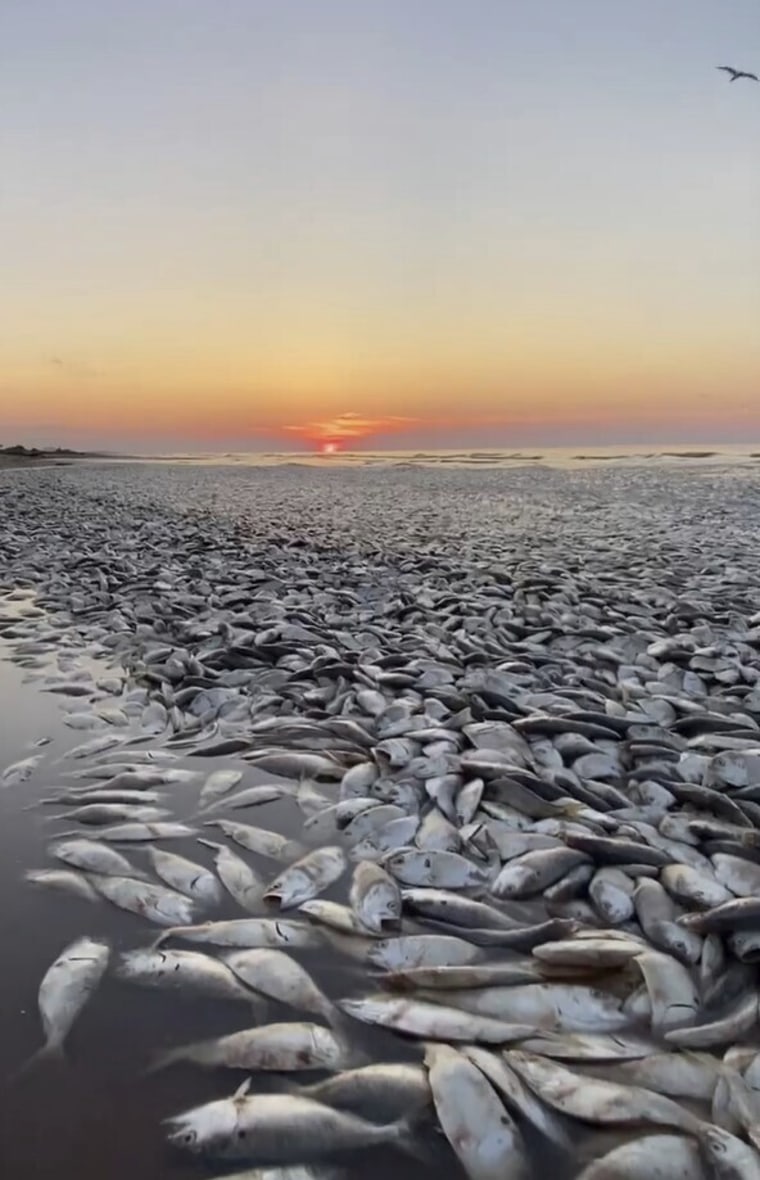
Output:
233,1076,252,1099
196,838,224,851
149,929,174,948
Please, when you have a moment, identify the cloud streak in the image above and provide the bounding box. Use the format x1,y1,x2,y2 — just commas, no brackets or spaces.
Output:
283,412,419,446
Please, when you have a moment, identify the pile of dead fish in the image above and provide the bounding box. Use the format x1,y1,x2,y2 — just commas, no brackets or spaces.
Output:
2,462,760,1178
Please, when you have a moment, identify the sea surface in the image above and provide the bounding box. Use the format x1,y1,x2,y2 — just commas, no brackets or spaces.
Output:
120,443,760,469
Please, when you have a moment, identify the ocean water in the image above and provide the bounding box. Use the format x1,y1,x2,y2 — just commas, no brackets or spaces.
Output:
130,443,760,469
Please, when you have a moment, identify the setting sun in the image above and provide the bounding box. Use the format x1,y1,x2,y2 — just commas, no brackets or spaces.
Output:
321,442,338,454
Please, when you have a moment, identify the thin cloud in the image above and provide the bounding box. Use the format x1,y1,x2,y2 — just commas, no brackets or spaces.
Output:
283,412,419,443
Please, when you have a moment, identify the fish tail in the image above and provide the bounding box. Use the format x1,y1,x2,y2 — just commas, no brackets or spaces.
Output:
324,1005,366,1054
10,1039,64,1082
283,840,306,861
145,1046,184,1075
391,1115,432,1161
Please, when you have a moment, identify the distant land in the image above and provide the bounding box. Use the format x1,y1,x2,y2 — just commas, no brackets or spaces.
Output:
0,445,114,467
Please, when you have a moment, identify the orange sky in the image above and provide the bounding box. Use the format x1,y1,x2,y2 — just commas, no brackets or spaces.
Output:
1,2,759,451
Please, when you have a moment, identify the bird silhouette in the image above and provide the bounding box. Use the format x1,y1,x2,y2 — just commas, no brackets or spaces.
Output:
717,66,758,82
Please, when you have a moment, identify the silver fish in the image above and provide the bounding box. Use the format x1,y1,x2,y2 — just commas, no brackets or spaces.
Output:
339,995,538,1043
117,947,256,1004
23,936,110,1067
206,820,303,862
505,1051,700,1132
50,838,145,879
24,868,99,903
222,949,338,1026
165,1081,421,1161
425,1043,529,1180
296,1063,431,1124
349,861,402,933
264,846,346,909
154,1022,353,1074
156,918,322,949
197,839,264,912
146,847,223,905
88,874,195,926
578,1134,707,1179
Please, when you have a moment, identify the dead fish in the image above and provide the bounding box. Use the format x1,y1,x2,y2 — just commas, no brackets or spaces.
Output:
264,847,347,909
88,874,195,926
581,1051,720,1101
349,862,402,933
633,878,702,965
117,948,257,1005
680,898,760,934
491,848,591,899
298,899,384,938
165,1079,423,1160
696,1122,760,1179
222,949,339,1027
50,838,145,879
296,1063,431,1124
425,1043,529,1180
436,982,629,1032
577,1134,707,1179
48,803,170,826
245,751,344,781
196,840,264,912
154,1023,353,1075
505,1051,700,1132
145,847,223,905
516,1032,659,1064
588,868,636,925
2,754,43,786
665,992,759,1049
634,949,700,1034
24,868,99,903
58,822,197,842
400,889,516,931
660,864,733,910
339,995,539,1043
19,936,110,1071
205,820,303,862
199,785,293,814
155,918,322,949
198,769,244,806
383,848,487,889
459,1045,573,1150
367,934,481,971
532,937,644,969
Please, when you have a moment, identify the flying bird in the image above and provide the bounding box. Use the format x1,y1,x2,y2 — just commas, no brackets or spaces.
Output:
716,66,758,83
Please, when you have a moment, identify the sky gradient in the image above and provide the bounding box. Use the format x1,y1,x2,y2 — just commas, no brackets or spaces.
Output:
1,1,759,451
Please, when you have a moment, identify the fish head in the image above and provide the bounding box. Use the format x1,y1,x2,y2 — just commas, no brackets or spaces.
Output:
698,1125,735,1168
165,1099,237,1154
